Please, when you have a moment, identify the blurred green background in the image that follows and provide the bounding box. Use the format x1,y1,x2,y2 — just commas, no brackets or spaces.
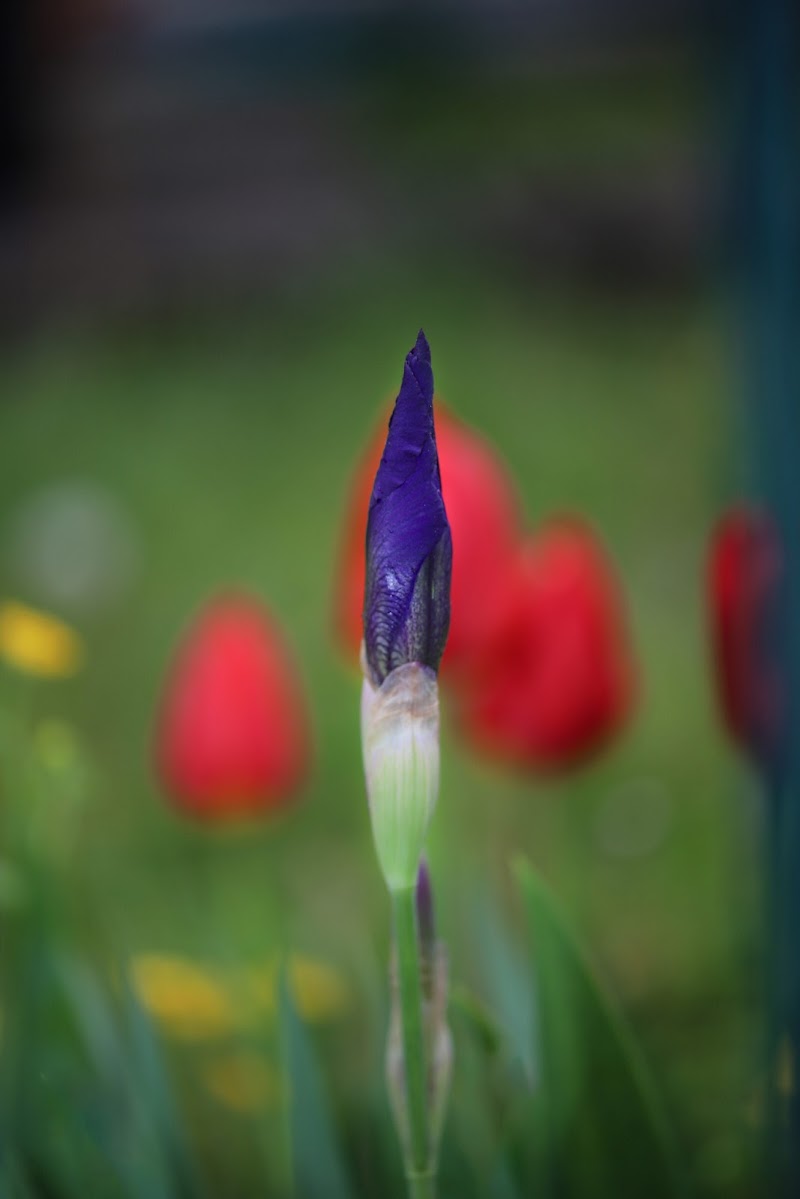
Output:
0,10,764,1199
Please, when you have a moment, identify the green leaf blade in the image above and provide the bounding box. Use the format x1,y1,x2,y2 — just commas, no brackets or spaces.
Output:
515,857,689,1199
279,975,354,1199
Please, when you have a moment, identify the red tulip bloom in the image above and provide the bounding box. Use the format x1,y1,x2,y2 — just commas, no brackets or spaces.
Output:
709,507,785,770
451,520,634,770
155,594,310,818
334,404,521,675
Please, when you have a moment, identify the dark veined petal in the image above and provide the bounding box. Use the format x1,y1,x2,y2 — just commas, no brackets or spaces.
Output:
363,331,452,685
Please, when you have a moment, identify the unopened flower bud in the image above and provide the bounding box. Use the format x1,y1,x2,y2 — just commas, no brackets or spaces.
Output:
362,330,452,689
361,661,440,892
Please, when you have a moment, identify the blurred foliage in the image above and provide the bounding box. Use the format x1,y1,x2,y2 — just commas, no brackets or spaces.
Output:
516,858,689,1198
0,238,760,1196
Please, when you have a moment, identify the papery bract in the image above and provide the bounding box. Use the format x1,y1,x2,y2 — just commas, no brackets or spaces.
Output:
363,330,452,686
361,662,440,891
709,507,785,771
452,520,634,769
155,594,310,818
335,403,520,677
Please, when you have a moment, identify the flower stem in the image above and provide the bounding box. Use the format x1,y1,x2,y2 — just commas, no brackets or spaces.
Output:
406,1170,436,1199
391,885,435,1199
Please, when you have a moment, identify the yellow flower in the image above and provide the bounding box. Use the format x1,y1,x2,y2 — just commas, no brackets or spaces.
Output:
130,952,351,1043
130,954,236,1042
201,1051,283,1113
244,954,350,1024
0,601,83,678
287,954,351,1022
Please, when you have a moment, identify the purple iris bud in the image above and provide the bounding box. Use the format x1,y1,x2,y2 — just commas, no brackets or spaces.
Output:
363,331,452,686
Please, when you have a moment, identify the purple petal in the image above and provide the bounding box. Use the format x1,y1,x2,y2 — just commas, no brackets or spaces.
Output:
363,331,452,685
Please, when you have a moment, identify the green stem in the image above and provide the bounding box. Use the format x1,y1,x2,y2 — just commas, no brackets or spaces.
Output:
391,885,435,1199
406,1170,436,1199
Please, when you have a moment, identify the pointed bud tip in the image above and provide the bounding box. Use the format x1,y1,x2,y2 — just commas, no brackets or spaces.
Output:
411,329,430,364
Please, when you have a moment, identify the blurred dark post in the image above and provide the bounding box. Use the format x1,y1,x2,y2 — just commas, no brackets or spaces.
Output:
0,0,44,209
0,0,115,207
733,0,800,1190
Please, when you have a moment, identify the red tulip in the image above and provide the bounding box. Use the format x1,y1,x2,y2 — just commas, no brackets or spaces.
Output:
155,594,310,819
450,520,634,770
709,507,785,769
333,404,522,675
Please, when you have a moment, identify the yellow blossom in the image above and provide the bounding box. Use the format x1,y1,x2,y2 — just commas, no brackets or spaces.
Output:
0,602,83,678
201,1051,283,1114
130,954,236,1041
287,954,351,1022
244,954,350,1024
130,951,351,1042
